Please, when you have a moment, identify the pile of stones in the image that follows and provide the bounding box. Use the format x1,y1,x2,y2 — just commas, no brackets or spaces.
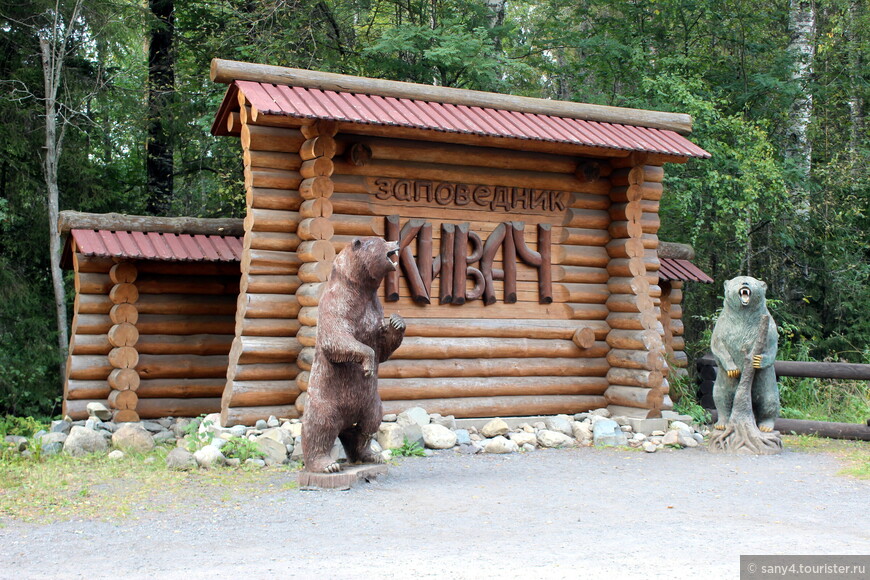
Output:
377,406,707,456
3,402,708,470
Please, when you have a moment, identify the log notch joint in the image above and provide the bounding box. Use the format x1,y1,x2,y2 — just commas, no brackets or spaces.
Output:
107,261,141,422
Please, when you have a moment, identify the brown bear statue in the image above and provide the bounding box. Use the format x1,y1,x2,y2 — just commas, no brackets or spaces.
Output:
302,237,405,473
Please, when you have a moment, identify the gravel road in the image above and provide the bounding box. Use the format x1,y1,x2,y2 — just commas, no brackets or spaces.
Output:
1,446,867,579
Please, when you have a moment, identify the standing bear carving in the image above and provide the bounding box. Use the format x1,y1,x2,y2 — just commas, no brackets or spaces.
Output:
711,276,780,432
302,237,405,473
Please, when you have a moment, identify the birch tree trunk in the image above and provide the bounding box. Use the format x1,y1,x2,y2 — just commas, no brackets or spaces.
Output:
146,0,176,215
38,1,83,378
785,0,816,212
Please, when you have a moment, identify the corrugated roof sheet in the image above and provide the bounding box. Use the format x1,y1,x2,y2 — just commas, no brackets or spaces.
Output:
71,229,243,262
233,81,710,159
659,258,713,283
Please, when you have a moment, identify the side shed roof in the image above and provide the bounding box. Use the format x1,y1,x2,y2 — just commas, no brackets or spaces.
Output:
65,229,243,266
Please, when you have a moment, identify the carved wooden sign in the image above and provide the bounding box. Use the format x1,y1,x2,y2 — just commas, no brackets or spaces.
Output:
385,215,552,306
369,177,570,214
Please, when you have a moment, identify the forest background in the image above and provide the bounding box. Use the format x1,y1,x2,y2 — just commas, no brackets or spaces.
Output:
0,0,866,421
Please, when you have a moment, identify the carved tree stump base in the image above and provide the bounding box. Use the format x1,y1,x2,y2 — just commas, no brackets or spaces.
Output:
298,464,389,491
708,422,783,455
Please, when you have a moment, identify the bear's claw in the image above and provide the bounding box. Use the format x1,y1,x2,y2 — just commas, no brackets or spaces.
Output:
714,423,726,430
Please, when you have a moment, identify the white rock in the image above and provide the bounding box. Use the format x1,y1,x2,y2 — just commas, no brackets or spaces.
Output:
519,423,535,433
508,431,537,447
397,407,430,427
632,432,647,442
522,443,536,453
572,421,593,444
590,408,611,418
376,423,405,450
64,426,108,457
481,418,510,438
651,430,666,437
108,450,125,460
267,415,280,428
545,415,574,437
669,420,692,432
662,430,681,446
194,445,226,468
382,414,398,422
86,402,112,421
537,430,575,448
255,436,288,464
483,436,518,454
283,422,303,439
422,424,457,449
112,424,155,454
642,441,657,453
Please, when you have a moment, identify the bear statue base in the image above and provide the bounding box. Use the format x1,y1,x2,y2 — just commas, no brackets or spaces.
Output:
298,464,389,491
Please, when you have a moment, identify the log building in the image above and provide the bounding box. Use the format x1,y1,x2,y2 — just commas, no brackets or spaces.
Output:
61,59,713,424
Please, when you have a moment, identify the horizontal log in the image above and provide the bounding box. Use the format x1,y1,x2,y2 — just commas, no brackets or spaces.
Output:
232,363,300,381
556,227,610,247
380,395,608,419
606,293,655,313
605,385,665,410
237,318,301,338
378,302,581,321
59,210,243,236
75,293,238,316
136,334,234,355
392,337,607,359
378,376,609,400
245,230,301,253
552,245,610,268
224,381,300,407
136,354,229,379
379,357,608,379
568,304,610,321
244,168,302,191
136,378,227,399
108,322,139,347
607,311,663,332
63,399,108,420
67,356,111,380
297,347,315,371
657,241,695,260
564,209,610,230
572,327,597,349
607,349,665,371
111,303,137,325
606,329,663,351
244,149,302,171
242,275,301,295
244,249,302,276
66,380,111,400
246,209,301,233
137,398,222,420
393,318,609,340
212,59,693,133
609,213,660,238
238,293,301,319
774,360,870,380
606,367,664,388
330,214,384,236
70,334,112,355
221,405,300,427
229,336,303,365
298,260,333,283
552,265,609,284
241,124,305,153
108,346,139,369
134,274,240,295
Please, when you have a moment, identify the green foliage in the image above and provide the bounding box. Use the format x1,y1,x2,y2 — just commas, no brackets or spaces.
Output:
221,437,266,462
182,415,213,452
669,373,712,425
392,438,426,457
0,415,47,438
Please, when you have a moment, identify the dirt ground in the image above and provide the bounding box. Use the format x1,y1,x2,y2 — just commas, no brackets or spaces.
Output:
1,444,867,579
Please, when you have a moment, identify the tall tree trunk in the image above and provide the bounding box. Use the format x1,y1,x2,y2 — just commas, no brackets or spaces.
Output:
146,0,175,215
785,0,816,212
38,1,83,379
846,0,864,175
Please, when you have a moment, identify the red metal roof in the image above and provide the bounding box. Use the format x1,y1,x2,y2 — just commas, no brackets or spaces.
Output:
71,229,243,262
232,81,710,159
659,258,713,283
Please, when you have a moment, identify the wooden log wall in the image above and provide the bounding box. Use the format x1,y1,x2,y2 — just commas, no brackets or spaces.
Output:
603,157,671,418
62,248,238,420
660,280,689,384
220,100,314,426
283,132,619,419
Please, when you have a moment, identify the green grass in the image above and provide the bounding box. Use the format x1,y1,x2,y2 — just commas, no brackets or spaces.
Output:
0,447,300,523
783,434,870,479
779,377,869,424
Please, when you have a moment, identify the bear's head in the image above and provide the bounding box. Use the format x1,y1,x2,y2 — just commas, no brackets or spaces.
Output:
723,276,768,311
330,237,399,287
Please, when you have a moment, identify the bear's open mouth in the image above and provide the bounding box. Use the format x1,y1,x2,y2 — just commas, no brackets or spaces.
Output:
739,285,752,305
